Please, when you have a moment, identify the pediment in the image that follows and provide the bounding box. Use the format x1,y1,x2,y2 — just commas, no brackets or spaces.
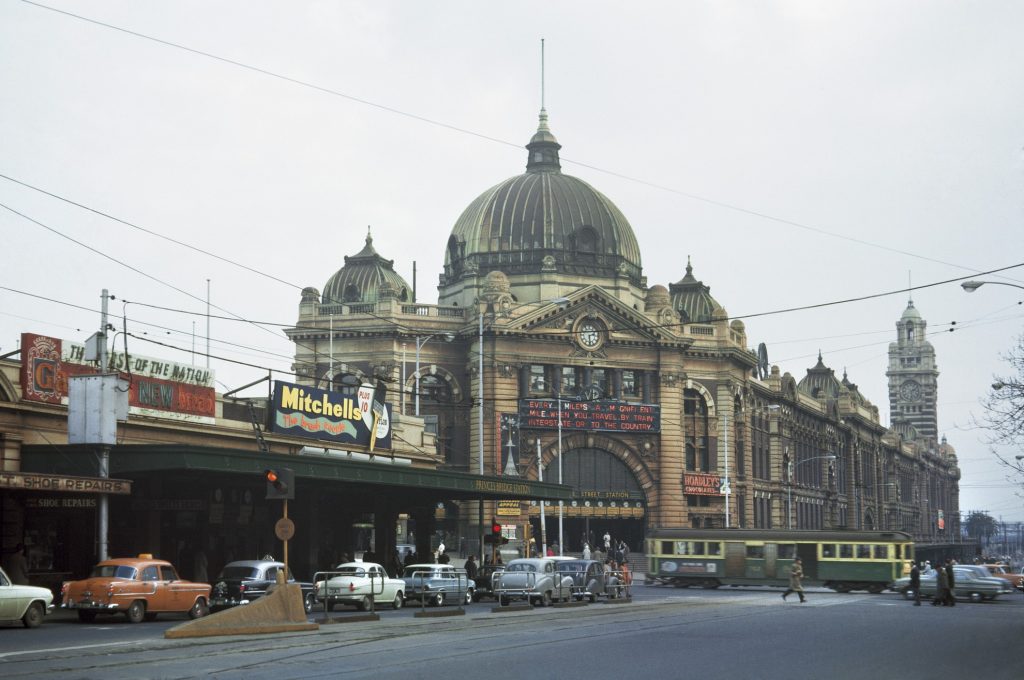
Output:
496,286,689,349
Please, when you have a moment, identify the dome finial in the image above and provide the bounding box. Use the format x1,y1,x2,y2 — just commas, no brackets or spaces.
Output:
526,37,561,173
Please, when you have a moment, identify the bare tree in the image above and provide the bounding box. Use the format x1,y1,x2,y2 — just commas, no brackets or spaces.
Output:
982,334,1024,477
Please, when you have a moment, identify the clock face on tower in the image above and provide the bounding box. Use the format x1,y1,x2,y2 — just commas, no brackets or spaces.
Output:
900,380,923,402
577,320,602,350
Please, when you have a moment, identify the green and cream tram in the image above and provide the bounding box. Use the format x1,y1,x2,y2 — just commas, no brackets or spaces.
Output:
647,528,913,593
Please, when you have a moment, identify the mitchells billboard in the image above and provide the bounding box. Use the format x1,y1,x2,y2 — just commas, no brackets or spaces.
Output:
269,381,392,451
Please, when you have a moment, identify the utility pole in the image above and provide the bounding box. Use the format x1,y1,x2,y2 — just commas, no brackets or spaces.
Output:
97,289,110,561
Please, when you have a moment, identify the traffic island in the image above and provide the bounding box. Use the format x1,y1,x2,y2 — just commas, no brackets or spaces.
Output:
413,607,466,618
165,584,318,639
490,603,532,613
553,600,588,608
599,596,633,604
317,612,380,624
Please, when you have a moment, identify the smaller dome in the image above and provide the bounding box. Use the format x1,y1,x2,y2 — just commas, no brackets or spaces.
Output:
670,258,722,323
301,287,320,303
797,352,842,400
901,299,921,320
645,285,670,311
322,231,411,305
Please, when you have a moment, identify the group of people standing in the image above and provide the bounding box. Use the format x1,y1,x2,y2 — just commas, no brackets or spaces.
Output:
909,558,958,606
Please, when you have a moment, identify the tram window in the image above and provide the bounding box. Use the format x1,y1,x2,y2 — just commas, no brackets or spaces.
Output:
707,542,721,556
778,544,796,559
857,545,872,559
839,544,853,559
675,541,690,555
660,541,674,555
746,545,765,558
692,543,706,556
896,545,904,559
874,545,889,559
821,544,836,558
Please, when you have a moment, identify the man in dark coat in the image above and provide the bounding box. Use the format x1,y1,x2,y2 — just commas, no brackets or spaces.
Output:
944,559,956,606
932,565,949,606
909,562,921,606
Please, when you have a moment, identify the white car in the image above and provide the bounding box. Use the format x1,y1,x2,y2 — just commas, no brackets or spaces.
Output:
0,566,55,628
314,562,405,611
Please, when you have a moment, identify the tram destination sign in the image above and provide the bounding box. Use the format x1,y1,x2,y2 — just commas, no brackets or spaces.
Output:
518,399,660,433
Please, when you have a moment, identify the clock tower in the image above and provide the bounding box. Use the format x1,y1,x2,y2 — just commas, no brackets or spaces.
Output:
886,298,939,441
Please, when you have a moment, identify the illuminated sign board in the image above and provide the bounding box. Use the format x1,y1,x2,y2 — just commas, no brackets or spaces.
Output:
518,398,660,433
269,381,392,450
20,333,215,423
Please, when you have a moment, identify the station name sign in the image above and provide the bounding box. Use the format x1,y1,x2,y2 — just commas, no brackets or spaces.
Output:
0,472,132,495
518,399,660,433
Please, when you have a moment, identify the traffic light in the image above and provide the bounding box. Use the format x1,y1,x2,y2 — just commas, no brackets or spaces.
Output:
491,519,502,539
265,467,294,500
484,519,508,545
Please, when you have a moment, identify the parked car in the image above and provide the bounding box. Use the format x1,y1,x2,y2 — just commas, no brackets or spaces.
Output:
553,559,621,602
0,566,54,628
980,564,1024,590
314,562,405,611
400,563,475,606
493,557,574,606
890,564,1015,602
210,559,317,613
61,554,211,623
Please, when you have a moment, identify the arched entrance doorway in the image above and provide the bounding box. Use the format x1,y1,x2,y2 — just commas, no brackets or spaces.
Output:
529,447,647,555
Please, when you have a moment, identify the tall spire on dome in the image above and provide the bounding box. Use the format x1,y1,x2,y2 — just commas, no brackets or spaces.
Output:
526,38,561,173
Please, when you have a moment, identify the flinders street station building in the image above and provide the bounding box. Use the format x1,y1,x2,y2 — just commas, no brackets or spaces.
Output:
286,109,962,555
1,110,962,587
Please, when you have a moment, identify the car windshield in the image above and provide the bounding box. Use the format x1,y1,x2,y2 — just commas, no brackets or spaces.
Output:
402,567,439,577
556,561,586,572
506,563,537,573
219,566,260,579
91,565,137,579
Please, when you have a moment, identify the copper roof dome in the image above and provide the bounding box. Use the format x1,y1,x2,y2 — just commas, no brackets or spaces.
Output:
322,232,411,305
442,110,643,287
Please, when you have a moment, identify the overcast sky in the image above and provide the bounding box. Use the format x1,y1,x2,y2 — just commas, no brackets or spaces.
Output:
2,1,1022,522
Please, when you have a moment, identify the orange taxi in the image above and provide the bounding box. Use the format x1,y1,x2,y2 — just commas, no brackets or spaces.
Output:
981,564,1024,590
61,554,211,623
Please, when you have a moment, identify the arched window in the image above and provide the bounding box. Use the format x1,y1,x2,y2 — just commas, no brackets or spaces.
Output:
343,283,361,303
333,373,361,396
683,389,709,472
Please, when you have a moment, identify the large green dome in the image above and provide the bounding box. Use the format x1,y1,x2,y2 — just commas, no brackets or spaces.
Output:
441,110,643,287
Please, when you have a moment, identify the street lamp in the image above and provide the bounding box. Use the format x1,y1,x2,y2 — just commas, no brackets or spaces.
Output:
961,280,1024,294
787,454,836,529
414,332,454,416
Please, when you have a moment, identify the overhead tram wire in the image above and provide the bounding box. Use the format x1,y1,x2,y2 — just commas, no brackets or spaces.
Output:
15,2,1024,280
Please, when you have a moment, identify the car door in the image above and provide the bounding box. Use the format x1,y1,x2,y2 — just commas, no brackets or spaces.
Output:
0,570,19,619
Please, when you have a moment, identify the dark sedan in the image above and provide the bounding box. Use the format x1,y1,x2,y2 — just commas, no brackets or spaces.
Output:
210,560,317,613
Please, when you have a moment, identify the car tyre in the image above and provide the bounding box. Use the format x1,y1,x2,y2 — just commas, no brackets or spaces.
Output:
21,602,44,629
304,593,316,614
499,595,509,606
432,592,445,607
126,600,146,624
357,595,371,611
540,591,552,607
464,589,474,605
77,610,97,623
902,589,914,600
189,598,209,619
969,592,983,603
392,592,404,610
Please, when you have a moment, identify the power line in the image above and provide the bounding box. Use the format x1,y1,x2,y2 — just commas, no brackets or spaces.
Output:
17,1,1024,277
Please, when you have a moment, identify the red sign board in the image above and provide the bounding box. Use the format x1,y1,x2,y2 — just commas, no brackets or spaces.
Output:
19,333,215,422
683,472,723,496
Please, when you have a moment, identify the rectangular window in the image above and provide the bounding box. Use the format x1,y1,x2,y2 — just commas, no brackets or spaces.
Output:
839,544,853,559
692,542,706,556
529,365,546,392
778,544,796,559
560,366,578,393
821,544,836,558
591,368,608,396
675,541,691,555
874,545,889,559
707,542,721,556
746,545,765,559
660,541,674,555
621,370,638,397
857,545,872,559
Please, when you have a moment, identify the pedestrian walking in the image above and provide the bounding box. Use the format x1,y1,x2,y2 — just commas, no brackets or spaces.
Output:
582,543,591,561
782,557,806,602
944,559,956,606
909,562,921,606
932,564,949,606
464,554,478,582
603,531,611,553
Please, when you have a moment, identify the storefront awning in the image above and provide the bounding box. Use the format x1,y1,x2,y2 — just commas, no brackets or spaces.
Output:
21,444,573,501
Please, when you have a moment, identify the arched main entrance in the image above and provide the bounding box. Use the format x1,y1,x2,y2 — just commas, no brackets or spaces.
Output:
529,446,647,554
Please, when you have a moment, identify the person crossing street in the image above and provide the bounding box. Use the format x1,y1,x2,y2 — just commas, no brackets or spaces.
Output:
782,557,806,603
